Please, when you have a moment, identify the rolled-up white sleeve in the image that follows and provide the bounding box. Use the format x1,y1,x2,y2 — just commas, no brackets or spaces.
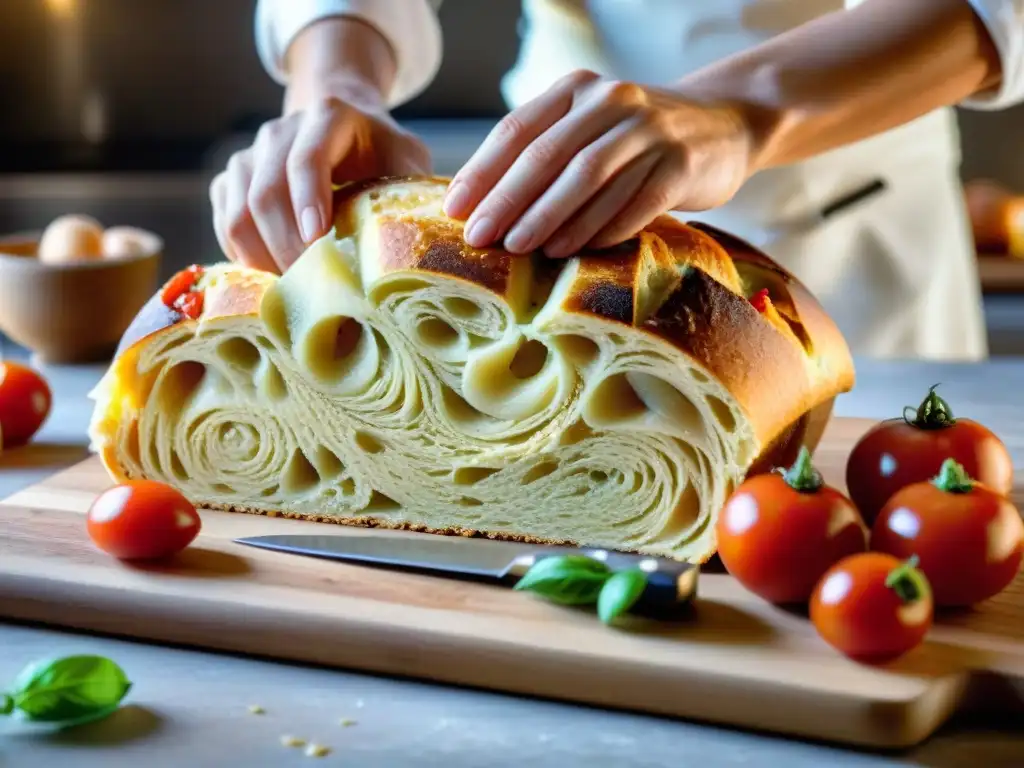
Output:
961,0,1024,109
254,0,444,108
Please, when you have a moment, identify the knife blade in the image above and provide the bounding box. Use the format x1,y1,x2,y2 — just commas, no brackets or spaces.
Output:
234,533,698,618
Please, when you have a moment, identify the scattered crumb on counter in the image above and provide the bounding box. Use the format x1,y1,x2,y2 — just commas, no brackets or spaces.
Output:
305,743,332,758
248,705,265,715
339,718,356,727
280,735,307,748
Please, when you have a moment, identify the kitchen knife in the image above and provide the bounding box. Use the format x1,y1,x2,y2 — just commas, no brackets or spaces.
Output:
234,533,698,619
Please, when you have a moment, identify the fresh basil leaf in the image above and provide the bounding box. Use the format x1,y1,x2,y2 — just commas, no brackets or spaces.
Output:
513,555,612,605
597,568,649,624
10,655,131,724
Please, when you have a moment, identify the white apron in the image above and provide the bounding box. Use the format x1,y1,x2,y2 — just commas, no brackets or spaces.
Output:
500,0,988,360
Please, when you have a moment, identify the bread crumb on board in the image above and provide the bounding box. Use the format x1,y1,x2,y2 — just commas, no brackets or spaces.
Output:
280,735,307,748
248,705,265,715
305,743,332,758
339,718,357,727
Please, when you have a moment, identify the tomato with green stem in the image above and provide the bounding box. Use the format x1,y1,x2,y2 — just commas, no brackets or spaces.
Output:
87,480,202,561
871,459,1023,607
845,385,1012,526
811,552,933,664
716,446,868,604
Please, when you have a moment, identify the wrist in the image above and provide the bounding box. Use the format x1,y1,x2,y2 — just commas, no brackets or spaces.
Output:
282,17,397,115
286,72,390,116
672,62,794,173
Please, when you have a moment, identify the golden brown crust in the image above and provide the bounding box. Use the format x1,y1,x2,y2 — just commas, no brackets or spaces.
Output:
200,501,714,563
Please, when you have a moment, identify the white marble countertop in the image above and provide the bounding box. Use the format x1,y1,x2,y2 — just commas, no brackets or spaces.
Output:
1,349,1023,767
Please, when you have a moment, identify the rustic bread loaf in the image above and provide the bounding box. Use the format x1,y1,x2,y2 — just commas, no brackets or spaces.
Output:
88,176,854,563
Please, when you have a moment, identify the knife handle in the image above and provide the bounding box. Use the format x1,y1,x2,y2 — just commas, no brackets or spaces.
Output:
506,548,698,620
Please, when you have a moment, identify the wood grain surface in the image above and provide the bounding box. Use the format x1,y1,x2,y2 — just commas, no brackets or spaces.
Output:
0,417,1021,751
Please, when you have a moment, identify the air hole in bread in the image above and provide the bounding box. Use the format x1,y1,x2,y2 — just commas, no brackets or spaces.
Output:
371,277,432,304
443,297,483,320
258,360,288,401
281,449,321,495
559,420,593,446
585,372,703,435
509,339,548,379
418,317,460,347
589,470,608,483
213,483,234,494
453,466,500,485
125,421,141,466
313,445,345,479
304,317,373,384
440,384,490,426
260,289,291,349
152,333,190,358
339,477,356,495
522,460,559,484
260,485,279,498
608,333,626,346
659,482,701,539
334,319,364,359
156,361,206,415
459,497,483,507
690,369,710,384
467,333,491,349
554,334,600,369
217,337,262,373
706,395,737,433
169,450,187,482
366,489,400,513
354,431,385,454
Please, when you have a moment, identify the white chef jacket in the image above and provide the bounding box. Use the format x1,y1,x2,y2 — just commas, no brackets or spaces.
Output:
254,0,1024,361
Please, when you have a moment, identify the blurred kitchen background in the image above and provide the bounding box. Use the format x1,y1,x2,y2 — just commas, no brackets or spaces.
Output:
2,0,1024,354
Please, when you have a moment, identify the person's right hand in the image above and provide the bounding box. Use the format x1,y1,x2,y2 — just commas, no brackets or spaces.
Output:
210,94,430,274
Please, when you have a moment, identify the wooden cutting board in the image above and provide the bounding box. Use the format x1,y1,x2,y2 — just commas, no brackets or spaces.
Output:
1,417,1021,750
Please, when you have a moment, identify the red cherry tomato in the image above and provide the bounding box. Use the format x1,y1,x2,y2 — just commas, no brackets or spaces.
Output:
871,459,1023,607
87,480,202,561
160,264,203,307
811,552,933,664
0,361,52,447
846,385,1012,526
717,447,868,604
173,289,204,320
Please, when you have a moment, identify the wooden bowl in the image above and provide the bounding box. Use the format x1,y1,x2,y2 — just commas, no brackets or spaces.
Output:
0,229,162,364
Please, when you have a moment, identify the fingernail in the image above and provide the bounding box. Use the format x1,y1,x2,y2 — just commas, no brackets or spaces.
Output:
443,183,470,218
464,217,497,248
300,206,322,243
503,227,532,253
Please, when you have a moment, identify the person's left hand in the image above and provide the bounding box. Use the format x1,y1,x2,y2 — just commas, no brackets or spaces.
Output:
443,69,759,258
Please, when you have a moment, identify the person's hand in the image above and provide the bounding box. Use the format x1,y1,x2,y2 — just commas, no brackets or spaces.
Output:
210,90,430,273
443,69,759,258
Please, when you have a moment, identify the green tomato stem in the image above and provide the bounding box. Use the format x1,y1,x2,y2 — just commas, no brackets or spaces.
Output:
931,458,975,494
902,384,956,430
1,693,12,716
885,555,930,604
781,446,823,493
